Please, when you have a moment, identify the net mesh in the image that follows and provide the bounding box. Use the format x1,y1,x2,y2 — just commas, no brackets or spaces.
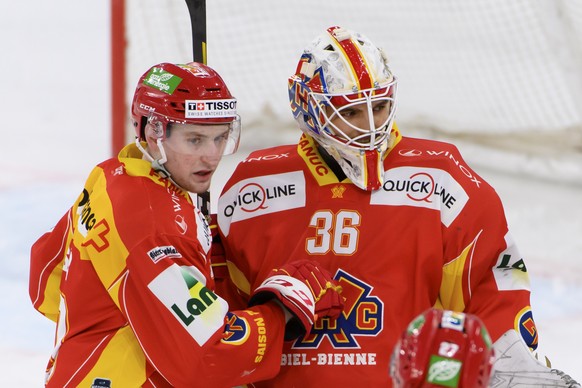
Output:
123,0,582,184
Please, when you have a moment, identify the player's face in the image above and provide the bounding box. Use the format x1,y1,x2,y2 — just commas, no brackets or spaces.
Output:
161,122,230,193
326,99,391,145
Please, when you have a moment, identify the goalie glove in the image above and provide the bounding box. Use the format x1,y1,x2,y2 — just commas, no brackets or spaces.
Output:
249,260,344,340
489,329,580,387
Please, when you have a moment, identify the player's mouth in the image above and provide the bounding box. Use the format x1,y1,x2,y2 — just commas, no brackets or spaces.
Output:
194,169,214,180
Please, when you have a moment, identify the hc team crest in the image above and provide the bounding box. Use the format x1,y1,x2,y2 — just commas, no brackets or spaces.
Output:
292,270,383,349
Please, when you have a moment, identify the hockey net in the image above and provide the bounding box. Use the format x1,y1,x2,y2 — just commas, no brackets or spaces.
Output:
115,0,582,185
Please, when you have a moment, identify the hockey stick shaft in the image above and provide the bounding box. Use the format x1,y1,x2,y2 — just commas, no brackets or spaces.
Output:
185,0,207,64
185,0,211,218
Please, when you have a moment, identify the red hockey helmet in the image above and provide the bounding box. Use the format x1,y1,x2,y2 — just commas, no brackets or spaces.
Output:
131,62,240,154
390,309,495,388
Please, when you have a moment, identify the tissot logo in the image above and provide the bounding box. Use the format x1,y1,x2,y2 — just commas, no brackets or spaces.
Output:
185,99,237,118
187,100,237,111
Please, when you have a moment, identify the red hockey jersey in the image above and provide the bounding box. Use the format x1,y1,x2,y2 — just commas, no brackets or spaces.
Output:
29,143,287,387
216,133,537,387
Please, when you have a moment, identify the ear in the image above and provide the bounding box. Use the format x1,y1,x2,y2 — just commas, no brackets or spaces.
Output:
144,123,163,157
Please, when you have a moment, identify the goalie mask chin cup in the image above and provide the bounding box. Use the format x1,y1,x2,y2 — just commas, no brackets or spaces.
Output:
288,26,397,191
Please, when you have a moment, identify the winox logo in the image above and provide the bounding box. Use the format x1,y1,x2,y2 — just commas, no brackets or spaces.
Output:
398,148,482,188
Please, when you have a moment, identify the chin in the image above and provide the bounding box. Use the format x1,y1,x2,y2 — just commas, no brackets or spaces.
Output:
190,183,211,194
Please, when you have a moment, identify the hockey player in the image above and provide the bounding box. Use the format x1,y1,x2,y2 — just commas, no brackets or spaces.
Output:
390,308,495,387
214,26,580,386
29,62,343,387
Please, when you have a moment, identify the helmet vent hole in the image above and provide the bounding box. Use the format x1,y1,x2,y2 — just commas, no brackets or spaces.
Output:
324,44,335,51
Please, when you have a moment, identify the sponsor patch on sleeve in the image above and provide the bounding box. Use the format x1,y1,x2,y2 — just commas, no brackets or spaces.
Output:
492,232,530,291
148,264,228,345
147,245,182,263
515,306,538,350
221,312,251,345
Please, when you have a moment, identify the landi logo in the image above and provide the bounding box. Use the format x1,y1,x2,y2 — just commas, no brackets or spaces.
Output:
148,265,228,346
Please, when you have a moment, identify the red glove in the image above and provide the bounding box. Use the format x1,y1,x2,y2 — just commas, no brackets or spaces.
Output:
249,260,344,340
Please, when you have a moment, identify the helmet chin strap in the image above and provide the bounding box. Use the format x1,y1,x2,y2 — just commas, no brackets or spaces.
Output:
135,137,172,179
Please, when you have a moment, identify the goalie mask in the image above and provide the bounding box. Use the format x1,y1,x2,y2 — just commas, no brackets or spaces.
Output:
288,26,397,191
131,62,241,165
390,309,495,388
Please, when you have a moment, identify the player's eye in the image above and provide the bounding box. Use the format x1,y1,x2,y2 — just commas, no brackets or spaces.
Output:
373,102,388,112
339,108,356,118
188,136,203,145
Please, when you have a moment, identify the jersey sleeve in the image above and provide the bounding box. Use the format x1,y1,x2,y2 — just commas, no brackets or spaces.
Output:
29,207,73,322
106,232,286,386
436,145,536,349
